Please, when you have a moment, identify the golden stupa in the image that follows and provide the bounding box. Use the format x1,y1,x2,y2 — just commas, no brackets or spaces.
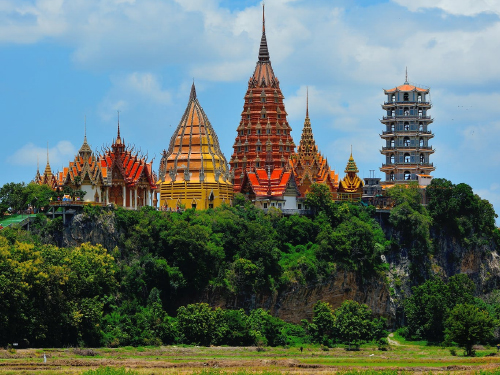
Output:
158,83,233,210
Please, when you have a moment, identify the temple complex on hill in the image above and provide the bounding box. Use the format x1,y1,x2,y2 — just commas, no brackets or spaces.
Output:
158,84,233,210
289,93,339,202
337,152,364,201
229,6,295,192
380,73,435,185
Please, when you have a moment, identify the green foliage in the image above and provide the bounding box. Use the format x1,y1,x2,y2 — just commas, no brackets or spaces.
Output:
0,182,27,214
445,303,497,356
305,300,387,349
403,274,476,342
427,178,498,246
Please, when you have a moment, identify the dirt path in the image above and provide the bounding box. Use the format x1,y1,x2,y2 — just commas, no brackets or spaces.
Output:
388,332,402,346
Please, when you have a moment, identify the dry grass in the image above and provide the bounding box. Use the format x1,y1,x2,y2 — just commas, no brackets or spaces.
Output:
0,343,499,375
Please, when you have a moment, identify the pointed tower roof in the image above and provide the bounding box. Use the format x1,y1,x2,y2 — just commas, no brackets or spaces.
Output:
289,91,338,197
251,4,278,88
345,149,359,174
259,4,270,62
44,142,52,177
79,123,92,156
159,83,231,184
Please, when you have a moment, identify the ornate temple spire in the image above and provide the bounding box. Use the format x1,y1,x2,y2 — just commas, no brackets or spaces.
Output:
44,142,52,177
306,86,309,119
190,80,197,100
345,148,359,174
79,118,92,156
259,4,270,62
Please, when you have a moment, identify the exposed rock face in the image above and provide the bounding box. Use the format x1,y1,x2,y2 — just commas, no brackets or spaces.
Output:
61,211,120,250
203,271,392,324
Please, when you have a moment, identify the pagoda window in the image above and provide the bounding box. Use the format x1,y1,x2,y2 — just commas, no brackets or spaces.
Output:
419,138,424,147
280,146,283,151
256,146,261,152
404,137,410,147
275,97,278,103
420,153,425,163
286,146,290,151
247,129,251,135
249,98,252,103
417,94,422,102
240,130,244,136
234,163,238,168
281,162,285,167
418,109,423,118
192,203,197,209
267,129,271,134
390,172,395,181
261,97,266,103
391,110,395,117
256,161,260,167
390,138,395,147
390,154,395,163
404,93,409,102
257,129,261,135
404,153,411,163
404,171,411,180
278,114,281,119
263,203,268,208
277,129,280,134
390,124,395,132
404,122,410,131
261,114,266,119
247,114,250,119
245,146,248,152
391,94,396,102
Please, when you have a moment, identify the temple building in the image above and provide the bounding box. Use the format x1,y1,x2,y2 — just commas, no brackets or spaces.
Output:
380,73,435,184
229,6,295,191
158,84,233,210
337,152,364,201
289,94,338,202
33,147,59,190
98,125,157,208
59,130,104,202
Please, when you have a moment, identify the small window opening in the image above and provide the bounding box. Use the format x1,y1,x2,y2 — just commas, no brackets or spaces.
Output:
404,93,409,102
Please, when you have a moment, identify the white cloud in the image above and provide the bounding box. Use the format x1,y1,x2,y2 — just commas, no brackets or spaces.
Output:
393,0,500,17
7,141,76,169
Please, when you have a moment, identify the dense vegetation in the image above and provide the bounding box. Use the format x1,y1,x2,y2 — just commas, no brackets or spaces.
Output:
0,178,499,351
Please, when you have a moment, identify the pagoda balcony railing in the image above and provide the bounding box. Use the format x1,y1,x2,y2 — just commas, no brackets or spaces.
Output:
381,146,433,151
382,115,432,121
383,101,431,106
381,162,434,168
381,129,433,135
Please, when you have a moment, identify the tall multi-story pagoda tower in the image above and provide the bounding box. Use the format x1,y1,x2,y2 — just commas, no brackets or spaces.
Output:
380,73,435,184
229,5,295,192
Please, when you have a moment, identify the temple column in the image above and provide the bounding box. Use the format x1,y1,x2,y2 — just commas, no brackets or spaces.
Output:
134,188,138,209
122,186,126,207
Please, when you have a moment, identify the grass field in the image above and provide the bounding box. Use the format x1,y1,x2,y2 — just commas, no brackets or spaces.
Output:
1,336,500,375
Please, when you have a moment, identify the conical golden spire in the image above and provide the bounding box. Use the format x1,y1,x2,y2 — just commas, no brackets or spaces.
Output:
345,147,359,174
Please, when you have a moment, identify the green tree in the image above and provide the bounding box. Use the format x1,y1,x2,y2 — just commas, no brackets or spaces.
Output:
333,300,378,350
445,304,496,356
305,300,336,346
0,182,27,214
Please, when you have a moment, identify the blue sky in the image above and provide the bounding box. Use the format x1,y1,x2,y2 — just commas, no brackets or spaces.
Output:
1,0,500,223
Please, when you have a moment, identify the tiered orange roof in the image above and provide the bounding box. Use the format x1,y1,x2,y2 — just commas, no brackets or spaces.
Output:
33,147,59,189
100,125,157,189
60,133,102,187
229,5,295,191
242,167,296,199
289,93,338,197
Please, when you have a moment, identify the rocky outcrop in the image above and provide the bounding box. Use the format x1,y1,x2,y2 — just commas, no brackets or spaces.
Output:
61,211,120,251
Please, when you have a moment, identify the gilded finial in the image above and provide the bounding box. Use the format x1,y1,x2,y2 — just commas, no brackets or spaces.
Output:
117,110,121,139
405,66,408,84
